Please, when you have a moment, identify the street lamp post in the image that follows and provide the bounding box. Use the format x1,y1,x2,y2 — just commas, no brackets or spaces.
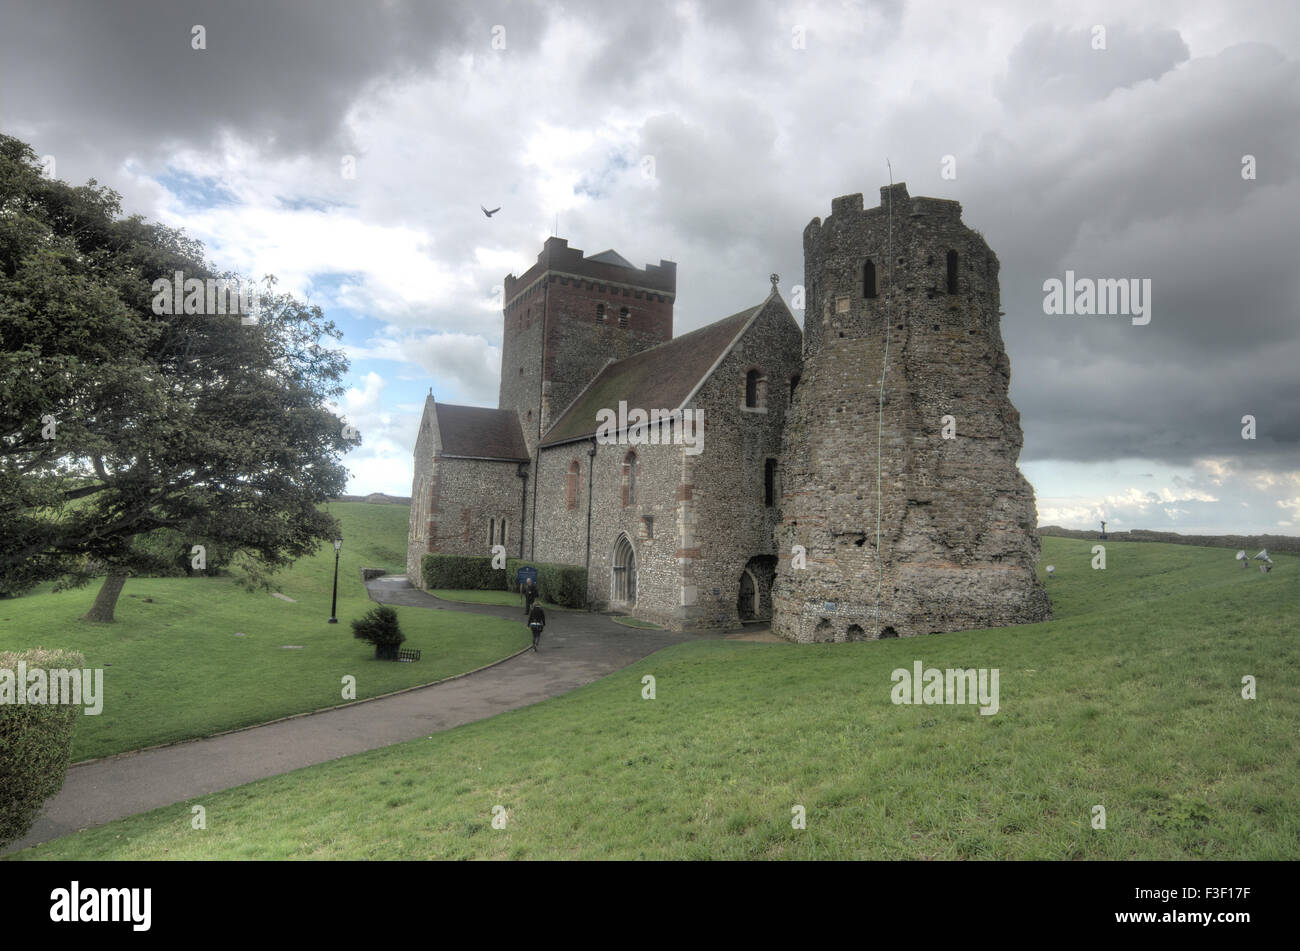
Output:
328,536,343,623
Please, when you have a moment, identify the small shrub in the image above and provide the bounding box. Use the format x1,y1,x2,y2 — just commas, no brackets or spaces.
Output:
351,606,405,647
0,648,85,849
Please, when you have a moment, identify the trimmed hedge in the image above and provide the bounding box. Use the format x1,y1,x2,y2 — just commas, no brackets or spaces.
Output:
1,648,85,849
506,558,588,609
421,554,504,591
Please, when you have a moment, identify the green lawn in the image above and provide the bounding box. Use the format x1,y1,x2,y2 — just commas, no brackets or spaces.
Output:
0,502,529,761
9,537,1298,860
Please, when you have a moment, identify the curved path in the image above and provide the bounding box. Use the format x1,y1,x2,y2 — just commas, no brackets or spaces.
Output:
6,578,731,855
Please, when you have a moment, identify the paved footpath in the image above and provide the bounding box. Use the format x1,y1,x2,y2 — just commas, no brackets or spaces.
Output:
7,578,728,855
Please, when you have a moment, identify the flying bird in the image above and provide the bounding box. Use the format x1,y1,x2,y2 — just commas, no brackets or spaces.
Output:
481,204,501,217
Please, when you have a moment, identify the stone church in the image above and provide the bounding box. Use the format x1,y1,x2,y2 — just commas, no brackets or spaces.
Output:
407,184,1052,639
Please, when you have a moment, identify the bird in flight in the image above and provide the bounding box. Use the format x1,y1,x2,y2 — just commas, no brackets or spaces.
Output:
481,204,501,217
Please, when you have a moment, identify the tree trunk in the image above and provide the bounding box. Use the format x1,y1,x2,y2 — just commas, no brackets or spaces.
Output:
82,570,128,622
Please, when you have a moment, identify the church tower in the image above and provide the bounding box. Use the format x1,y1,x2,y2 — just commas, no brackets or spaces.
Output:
771,184,1051,642
499,237,676,455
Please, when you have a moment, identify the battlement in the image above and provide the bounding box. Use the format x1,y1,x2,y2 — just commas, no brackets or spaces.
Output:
504,237,676,305
804,182,963,246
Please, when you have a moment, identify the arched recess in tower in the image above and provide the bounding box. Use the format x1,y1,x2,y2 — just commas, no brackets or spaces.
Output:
737,554,777,622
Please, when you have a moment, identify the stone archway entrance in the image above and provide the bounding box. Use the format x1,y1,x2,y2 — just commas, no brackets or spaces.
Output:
737,570,758,620
612,534,636,604
737,555,777,623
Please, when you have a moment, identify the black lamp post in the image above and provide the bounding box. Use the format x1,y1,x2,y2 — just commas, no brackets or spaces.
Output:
328,536,343,623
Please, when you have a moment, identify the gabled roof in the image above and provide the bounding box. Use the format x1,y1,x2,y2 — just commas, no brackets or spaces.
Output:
434,403,529,461
540,295,781,447
584,248,636,269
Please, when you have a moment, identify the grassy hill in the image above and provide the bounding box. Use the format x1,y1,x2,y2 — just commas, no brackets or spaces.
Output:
10,536,1297,860
0,502,529,761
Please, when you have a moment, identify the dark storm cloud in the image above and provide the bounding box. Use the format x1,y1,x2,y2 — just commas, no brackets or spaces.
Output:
976,42,1300,470
0,0,546,176
997,23,1190,108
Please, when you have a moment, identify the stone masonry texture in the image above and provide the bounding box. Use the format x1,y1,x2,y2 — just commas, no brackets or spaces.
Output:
770,183,1052,642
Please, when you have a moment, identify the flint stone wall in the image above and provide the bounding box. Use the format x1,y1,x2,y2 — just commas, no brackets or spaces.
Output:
772,184,1052,642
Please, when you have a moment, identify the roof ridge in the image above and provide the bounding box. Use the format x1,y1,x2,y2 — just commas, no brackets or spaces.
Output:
673,296,778,411
604,300,764,364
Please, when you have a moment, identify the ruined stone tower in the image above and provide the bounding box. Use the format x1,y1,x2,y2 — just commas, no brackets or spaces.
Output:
771,183,1051,642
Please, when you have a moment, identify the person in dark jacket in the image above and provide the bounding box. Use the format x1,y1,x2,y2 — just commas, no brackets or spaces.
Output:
523,577,538,615
528,603,545,651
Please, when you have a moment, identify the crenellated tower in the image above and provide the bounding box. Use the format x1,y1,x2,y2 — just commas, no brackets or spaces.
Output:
771,183,1051,642
499,237,676,455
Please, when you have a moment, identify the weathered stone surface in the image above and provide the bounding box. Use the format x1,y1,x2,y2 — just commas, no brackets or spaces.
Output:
771,183,1052,642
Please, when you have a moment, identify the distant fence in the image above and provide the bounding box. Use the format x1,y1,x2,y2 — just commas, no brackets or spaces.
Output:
1038,526,1300,554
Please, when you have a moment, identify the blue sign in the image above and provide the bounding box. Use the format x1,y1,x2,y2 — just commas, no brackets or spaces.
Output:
516,566,538,585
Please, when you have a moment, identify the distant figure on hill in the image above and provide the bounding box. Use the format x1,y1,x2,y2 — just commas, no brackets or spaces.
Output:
523,577,538,614
528,603,545,651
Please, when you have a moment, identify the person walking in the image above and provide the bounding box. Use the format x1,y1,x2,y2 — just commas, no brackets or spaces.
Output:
527,602,545,651
523,576,538,615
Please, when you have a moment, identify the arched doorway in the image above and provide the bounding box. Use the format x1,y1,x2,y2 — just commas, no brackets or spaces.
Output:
612,534,636,604
737,570,758,620
737,555,777,623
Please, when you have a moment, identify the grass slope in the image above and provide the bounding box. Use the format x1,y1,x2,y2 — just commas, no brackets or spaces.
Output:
0,503,529,761
10,537,1298,860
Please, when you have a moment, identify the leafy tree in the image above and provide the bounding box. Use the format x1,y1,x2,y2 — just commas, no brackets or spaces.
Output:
0,134,358,619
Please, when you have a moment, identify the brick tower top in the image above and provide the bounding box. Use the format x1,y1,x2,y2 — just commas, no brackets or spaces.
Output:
499,237,677,455
503,236,676,305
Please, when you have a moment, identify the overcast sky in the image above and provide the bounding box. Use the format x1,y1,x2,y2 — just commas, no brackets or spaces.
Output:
2,0,1296,535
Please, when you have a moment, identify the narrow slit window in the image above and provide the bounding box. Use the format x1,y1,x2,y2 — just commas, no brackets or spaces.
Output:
863,260,877,298
566,460,579,510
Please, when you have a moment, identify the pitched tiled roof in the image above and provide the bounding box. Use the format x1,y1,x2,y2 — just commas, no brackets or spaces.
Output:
540,299,770,446
434,403,529,461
